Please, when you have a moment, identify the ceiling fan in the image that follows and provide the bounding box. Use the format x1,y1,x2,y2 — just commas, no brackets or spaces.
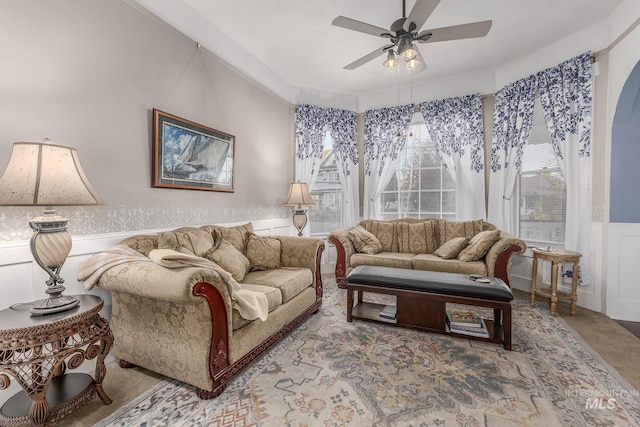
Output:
332,0,492,71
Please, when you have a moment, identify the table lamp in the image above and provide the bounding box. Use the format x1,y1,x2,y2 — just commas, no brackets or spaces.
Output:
0,140,104,316
282,181,316,236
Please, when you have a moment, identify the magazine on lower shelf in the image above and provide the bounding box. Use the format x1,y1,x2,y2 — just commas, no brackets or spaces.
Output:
447,316,490,338
379,305,397,320
446,310,483,329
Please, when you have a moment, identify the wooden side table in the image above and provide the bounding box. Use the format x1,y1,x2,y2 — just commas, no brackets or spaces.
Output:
0,295,113,427
530,248,582,316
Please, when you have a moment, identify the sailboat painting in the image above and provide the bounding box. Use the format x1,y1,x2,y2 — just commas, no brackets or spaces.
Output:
153,109,235,192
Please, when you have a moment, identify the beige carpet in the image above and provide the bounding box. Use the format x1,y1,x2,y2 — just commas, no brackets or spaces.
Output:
46,281,640,426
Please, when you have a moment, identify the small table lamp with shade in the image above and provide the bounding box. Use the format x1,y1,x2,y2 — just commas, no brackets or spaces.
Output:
0,139,104,316
283,181,316,236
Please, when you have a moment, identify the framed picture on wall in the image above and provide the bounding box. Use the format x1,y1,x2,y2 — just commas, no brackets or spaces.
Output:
152,109,235,192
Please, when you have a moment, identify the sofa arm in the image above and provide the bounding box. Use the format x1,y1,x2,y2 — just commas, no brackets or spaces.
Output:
277,236,325,295
484,233,526,287
96,261,237,398
97,261,231,304
328,227,356,288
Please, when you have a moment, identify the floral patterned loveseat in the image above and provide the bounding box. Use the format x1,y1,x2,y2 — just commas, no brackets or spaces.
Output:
328,218,525,288
94,222,324,399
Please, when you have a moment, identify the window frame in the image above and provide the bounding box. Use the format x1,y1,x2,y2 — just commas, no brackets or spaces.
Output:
379,124,456,220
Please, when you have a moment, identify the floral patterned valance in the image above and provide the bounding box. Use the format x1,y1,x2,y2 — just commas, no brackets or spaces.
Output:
363,105,413,177
420,94,484,173
295,104,357,169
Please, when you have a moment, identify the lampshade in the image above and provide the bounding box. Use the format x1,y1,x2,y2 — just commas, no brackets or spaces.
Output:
283,182,316,207
398,38,417,61
383,50,398,68
0,140,104,316
406,58,420,71
0,142,104,207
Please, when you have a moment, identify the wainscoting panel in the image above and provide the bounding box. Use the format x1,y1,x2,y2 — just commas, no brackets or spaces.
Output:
606,222,640,321
0,218,292,311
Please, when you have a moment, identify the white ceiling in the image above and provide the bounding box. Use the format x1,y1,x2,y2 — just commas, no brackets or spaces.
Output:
136,0,621,97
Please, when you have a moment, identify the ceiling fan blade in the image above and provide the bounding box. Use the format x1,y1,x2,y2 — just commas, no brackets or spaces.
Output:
403,0,441,32
344,45,394,70
332,16,391,38
417,20,492,43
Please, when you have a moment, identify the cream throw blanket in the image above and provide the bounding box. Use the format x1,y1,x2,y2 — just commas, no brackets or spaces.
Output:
78,244,269,321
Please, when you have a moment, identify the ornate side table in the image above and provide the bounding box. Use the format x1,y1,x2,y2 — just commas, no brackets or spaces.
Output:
530,248,582,316
0,295,113,427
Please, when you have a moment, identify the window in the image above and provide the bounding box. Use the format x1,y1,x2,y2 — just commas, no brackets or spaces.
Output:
379,124,456,220
518,99,566,243
309,132,342,235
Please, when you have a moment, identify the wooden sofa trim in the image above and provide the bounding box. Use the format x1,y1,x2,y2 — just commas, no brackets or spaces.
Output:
195,240,323,399
328,234,349,288
491,243,524,287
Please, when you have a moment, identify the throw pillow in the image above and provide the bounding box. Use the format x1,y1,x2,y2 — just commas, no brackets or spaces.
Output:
434,237,470,259
158,227,214,257
349,226,382,254
457,230,502,262
208,222,253,253
245,233,281,270
205,239,250,282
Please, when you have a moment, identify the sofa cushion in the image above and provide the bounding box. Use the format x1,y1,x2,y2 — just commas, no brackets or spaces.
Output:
244,267,312,303
436,220,484,247
158,227,214,257
362,220,397,252
231,283,283,330
205,239,250,282
203,222,253,253
245,233,281,270
434,237,470,259
396,221,437,254
350,252,415,270
412,254,487,276
349,226,382,254
458,230,502,262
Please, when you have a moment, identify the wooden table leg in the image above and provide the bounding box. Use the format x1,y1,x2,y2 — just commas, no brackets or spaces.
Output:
550,261,559,316
570,262,579,315
530,257,539,307
347,287,353,322
503,305,512,350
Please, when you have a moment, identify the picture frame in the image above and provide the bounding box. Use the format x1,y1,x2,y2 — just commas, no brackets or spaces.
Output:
152,109,235,192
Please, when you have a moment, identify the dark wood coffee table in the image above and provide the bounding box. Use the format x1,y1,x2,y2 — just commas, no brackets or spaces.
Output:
346,266,513,350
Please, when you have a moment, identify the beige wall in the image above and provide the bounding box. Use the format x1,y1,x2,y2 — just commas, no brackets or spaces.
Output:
0,0,293,241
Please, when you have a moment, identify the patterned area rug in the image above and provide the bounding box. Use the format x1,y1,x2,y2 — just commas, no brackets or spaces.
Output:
95,280,640,426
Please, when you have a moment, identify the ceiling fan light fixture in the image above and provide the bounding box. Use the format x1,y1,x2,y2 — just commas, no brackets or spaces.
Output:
383,50,398,68
406,58,420,70
401,44,417,60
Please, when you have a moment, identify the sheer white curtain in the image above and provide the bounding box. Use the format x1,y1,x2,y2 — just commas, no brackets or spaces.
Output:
538,52,593,284
363,105,414,219
420,94,486,220
488,77,538,233
327,108,359,227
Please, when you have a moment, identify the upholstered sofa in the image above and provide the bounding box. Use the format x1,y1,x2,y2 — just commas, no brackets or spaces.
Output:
328,218,525,288
93,222,324,399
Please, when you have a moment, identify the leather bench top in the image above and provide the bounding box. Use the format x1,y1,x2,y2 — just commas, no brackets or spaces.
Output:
347,265,513,302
